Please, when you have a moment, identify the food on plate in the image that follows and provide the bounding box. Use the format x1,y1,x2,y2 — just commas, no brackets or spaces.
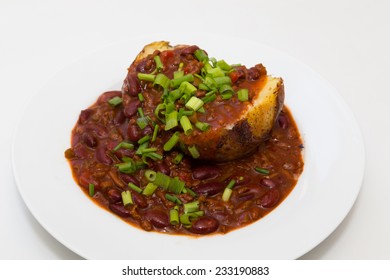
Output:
65,41,304,235
122,41,284,161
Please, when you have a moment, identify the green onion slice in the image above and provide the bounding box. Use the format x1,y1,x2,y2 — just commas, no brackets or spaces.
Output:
128,182,142,193
179,115,193,135
154,73,170,89
143,182,158,196
169,206,180,225
113,141,134,152
88,183,95,197
163,131,180,151
185,96,204,111
195,121,210,132
173,153,184,164
151,124,159,142
137,73,155,82
188,145,200,159
194,49,208,62
165,110,178,131
183,200,199,213
254,167,270,175
108,96,123,106
154,55,164,71
145,170,157,182
121,190,133,206
165,194,182,205
238,88,249,102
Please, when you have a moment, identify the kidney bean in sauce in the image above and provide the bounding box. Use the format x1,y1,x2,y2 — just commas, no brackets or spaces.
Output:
66,46,303,236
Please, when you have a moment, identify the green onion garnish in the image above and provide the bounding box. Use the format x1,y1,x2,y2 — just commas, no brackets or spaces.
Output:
171,74,194,88
173,70,184,79
136,117,149,129
151,124,159,142
201,93,216,103
184,187,197,197
180,211,204,226
154,55,164,71
138,93,144,102
173,153,184,164
216,59,232,71
194,49,208,62
154,73,170,89
195,121,210,132
113,141,134,152
116,160,137,174
184,200,199,213
188,145,200,159
137,73,155,82
222,179,236,202
145,170,157,182
185,96,204,111
121,190,133,206
179,115,193,135
128,182,142,193
168,176,185,194
165,110,178,131
88,183,95,197
142,182,158,196
169,206,180,225
163,131,180,151
108,96,123,106
165,194,182,205
237,88,249,102
214,76,232,86
254,167,270,175
137,135,151,145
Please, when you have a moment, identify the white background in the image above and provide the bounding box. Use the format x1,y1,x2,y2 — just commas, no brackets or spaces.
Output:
1,0,389,259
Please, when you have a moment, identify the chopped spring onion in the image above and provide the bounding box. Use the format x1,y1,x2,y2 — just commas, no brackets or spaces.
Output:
180,81,197,95
172,153,184,164
254,167,270,175
165,194,182,205
137,107,144,118
116,160,137,174
145,170,157,182
201,93,216,103
154,103,166,123
121,190,133,206
184,200,199,213
194,49,208,62
185,96,204,111
221,93,233,100
222,179,236,202
151,124,159,142
154,55,164,71
171,74,194,88
173,70,184,79
219,84,234,94
169,206,180,225
188,145,200,159
214,76,232,86
180,115,193,135
237,88,249,102
167,89,183,103
128,182,142,193
136,117,149,129
163,131,180,151
138,93,144,102
88,183,95,197
195,121,210,132
137,73,155,82
216,59,232,71
168,176,185,194
135,141,149,155
154,73,170,89
207,67,225,78
113,141,134,151
165,110,178,131
108,96,123,106
154,172,171,190
142,151,163,162
137,135,151,145
180,211,204,226
198,83,209,91
184,187,197,197
142,182,158,196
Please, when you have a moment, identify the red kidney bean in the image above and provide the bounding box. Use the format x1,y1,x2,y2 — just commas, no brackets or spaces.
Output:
78,109,93,124
73,143,88,159
119,174,140,186
192,166,220,180
95,145,113,165
127,124,142,142
277,114,289,129
124,73,141,96
131,192,148,208
109,203,130,217
192,182,225,196
258,188,280,208
236,185,263,202
136,57,155,73
181,45,199,55
188,216,219,234
113,109,126,125
114,148,135,159
260,178,276,188
97,90,121,104
144,210,169,228
106,188,122,203
85,123,108,138
247,66,261,81
142,125,153,136
82,132,97,148
124,99,141,118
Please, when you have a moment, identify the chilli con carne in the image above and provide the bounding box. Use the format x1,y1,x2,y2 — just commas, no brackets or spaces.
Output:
65,44,304,235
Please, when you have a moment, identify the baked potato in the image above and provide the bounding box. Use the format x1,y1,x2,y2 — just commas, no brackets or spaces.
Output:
122,41,284,162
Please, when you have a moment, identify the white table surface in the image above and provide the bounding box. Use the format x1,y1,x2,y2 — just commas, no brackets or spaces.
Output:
1,0,389,260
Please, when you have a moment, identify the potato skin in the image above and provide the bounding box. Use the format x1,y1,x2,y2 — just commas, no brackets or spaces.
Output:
124,41,285,162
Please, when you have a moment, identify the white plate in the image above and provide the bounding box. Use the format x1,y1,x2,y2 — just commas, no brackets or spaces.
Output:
12,33,365,259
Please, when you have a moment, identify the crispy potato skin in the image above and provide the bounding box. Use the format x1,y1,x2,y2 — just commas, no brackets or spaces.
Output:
124,41,284,162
